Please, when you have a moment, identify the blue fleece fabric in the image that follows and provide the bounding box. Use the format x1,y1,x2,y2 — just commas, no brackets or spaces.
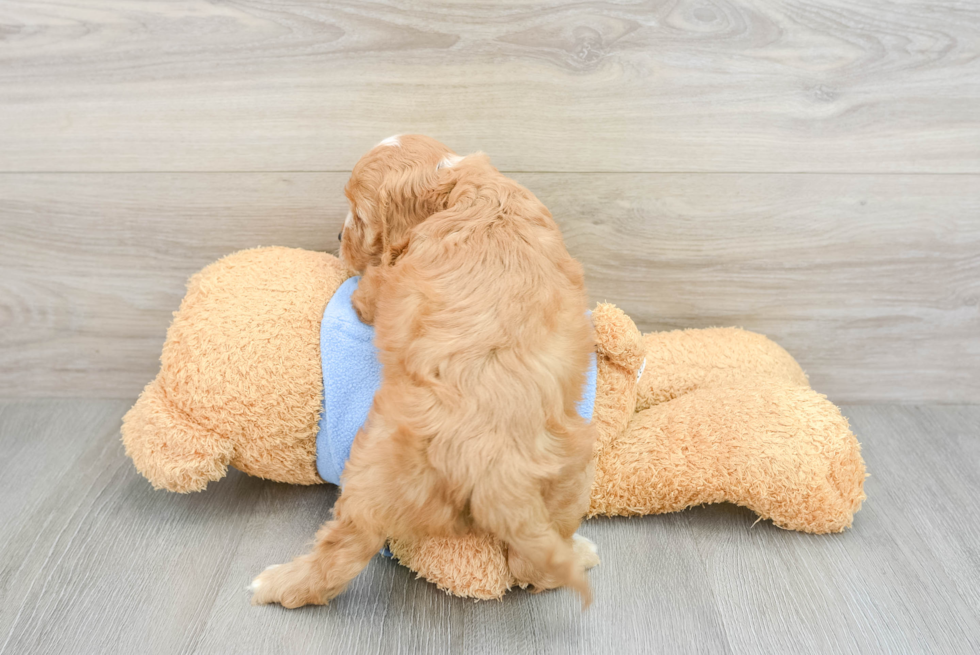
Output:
316,277,597,485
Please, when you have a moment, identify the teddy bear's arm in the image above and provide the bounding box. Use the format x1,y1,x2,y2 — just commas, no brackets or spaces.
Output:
122,379,235,493
636,327,810,411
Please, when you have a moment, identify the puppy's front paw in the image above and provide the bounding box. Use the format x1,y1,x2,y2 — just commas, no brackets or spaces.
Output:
350,288,376,325
250,560,324,609
573,534,600,570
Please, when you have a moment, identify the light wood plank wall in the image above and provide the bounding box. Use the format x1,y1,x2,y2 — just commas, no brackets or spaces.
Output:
1,1,978,402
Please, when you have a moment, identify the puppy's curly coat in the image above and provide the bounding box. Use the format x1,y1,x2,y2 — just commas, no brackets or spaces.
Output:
251,135,597,608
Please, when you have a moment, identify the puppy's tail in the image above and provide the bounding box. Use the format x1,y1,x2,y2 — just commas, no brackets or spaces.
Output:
473,484,592,608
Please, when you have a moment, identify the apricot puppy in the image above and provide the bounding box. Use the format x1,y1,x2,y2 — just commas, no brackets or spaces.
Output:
251,135,597,608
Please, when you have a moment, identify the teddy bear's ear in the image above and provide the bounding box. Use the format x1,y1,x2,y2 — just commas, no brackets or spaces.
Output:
592,303,645,374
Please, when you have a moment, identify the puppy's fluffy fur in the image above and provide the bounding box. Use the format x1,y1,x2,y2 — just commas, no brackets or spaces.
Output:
251,135,596,608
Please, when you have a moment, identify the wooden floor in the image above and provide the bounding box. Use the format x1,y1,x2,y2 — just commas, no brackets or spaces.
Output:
0,400,977,654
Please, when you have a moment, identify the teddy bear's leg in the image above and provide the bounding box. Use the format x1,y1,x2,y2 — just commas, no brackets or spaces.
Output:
121,378,235,493
590,384,866,533
636,327,810,411
385,523,598,602
386,533,514,600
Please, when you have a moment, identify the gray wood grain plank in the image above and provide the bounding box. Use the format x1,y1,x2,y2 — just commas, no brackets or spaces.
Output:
2,400,979,654
2,172,977,402
691,405,980,655
0,400,267,655
1,1,978,173
845,406,980,622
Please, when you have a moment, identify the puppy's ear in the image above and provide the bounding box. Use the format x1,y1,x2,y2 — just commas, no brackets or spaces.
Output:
375,187,395,265
436,154,464,170
380,172,432,257
387,234,412,266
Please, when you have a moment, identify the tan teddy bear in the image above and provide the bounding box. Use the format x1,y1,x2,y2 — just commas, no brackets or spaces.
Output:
122,246,866,600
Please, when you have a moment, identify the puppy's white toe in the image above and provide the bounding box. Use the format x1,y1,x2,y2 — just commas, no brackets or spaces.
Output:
249,564,281,591
573,534,600,569
574,533,597,553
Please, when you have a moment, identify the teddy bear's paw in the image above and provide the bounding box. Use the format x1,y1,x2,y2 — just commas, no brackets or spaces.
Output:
573,533,600,570
250,560,330,608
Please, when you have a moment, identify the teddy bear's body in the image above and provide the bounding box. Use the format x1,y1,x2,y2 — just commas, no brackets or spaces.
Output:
123,246,866,600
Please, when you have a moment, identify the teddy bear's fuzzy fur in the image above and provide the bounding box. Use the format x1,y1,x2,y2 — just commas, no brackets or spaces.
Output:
122,246,866,600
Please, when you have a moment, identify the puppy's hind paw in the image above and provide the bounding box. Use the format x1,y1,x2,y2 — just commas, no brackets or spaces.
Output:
573,533,600,570
248,564,280,593
249,561,327,609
